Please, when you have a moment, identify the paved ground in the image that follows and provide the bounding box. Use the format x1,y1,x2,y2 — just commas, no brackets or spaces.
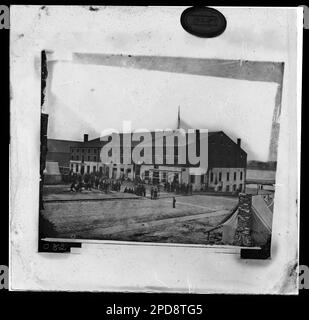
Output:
42,185,237,244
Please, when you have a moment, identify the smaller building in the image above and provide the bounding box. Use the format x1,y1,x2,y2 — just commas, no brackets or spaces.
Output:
47,138,82,171
69,134,106,176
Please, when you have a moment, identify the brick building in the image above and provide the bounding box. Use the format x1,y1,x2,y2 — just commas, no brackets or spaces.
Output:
69,131,247,193
47,139,82,170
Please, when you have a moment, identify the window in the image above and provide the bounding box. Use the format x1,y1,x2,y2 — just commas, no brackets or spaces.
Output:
233,184,236,191
239,183,243,191
94,149,97,154
71,155,74,160
76,164,79,172
226,185,230,192
76,155,79,161
227,172,230,181
88,156,91,161
162,172,167,182
94,156,97,162
145,170,149,179
82,149,84,153
210,172,214,182
87,166,90,173
81,155,84,162
88,149,90,153
99,167,103,173
190,175,195,183
201,175,204,184
234,172,237,180
240,171,243,180
70,164,73,170
219,172,222,181
127,168,131,174
93,166,96,172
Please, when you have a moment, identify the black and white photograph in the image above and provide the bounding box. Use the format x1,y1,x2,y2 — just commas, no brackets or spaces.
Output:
9,6,301,294
40,52,280,251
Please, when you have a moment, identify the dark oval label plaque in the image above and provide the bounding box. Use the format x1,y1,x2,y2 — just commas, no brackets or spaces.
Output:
181,6,227,38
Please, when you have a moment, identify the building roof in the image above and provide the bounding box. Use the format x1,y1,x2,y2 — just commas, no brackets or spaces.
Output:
251,195,273,233
49,130,247,168
47,139,83,153
70,130,247,168
205,131,247,168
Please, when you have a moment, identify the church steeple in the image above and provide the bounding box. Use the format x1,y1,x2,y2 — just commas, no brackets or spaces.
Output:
177,106,180,129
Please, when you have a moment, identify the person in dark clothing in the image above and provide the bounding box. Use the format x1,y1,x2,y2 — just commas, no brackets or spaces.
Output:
154,187,157,200
70,181,77,192
95,176,99,189
173,197,176,208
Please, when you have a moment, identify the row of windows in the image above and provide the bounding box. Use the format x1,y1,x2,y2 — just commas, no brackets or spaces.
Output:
71,155,98,161
143,171,168,181
71,148,99,154
71,164,133,176
226,184,243,192
210,171,243,183
190,175,206,184
189,175,243,192
188,172,243,184
71,163,103,174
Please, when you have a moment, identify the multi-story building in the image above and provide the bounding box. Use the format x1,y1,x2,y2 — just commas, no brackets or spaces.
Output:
69,131,247,193
47,139,82,170
206,132,247,193
69,134,103,175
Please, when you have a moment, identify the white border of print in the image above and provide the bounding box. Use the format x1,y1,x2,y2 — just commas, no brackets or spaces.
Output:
9,6,302,294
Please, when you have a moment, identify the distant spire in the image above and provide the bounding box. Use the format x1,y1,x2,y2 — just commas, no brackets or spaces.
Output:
177,106,180,129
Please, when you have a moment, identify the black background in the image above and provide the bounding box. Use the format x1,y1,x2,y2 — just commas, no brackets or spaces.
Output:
1,1,307,317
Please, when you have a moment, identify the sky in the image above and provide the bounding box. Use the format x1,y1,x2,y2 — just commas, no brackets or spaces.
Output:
47,60,277,161
42,6,292,162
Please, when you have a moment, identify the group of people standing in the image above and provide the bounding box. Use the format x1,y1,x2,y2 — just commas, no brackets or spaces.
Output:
124,184,146,196
150,186,160,200
70,172,121,193
164,181,193,195
69,172,194,199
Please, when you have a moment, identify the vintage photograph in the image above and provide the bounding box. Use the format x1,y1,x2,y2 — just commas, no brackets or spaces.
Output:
39,51,281,253
10,5,300,293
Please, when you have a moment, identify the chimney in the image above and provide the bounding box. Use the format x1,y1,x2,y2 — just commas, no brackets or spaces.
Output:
237,138,241,147
84,134,88,142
